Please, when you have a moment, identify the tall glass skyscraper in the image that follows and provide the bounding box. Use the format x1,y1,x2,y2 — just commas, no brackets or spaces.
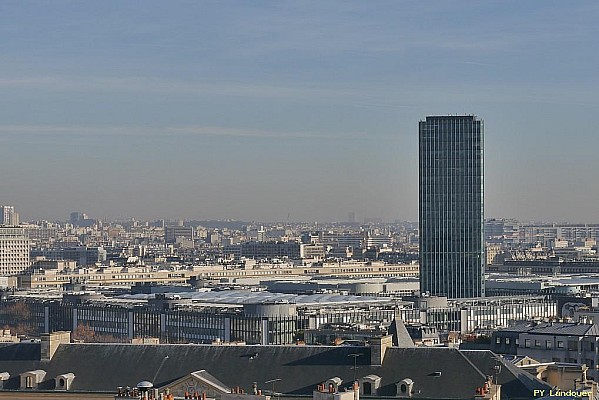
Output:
419,115,484,298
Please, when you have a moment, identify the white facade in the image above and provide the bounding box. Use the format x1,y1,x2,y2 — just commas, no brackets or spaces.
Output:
0,205,19,226
0,227,30,276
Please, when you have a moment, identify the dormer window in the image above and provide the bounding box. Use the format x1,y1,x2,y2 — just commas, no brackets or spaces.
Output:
20,370,46,390
55,373,75,390
0,372,9,390
359,375,382,396
397,378,414,397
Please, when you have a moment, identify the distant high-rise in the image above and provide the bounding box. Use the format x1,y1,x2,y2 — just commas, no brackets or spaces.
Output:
70,212,88,224
164,225,194,244
419,115,485,298
0,206,19,226
348,212,356,224
70,211,95,227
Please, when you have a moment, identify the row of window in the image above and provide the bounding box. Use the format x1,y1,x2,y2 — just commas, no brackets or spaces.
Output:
496,335,597,352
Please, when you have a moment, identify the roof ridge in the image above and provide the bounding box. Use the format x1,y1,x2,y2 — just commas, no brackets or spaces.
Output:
455,349,489,381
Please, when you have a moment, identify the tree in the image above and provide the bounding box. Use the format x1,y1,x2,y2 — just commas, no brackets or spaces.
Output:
0,302,36,336
72,323,125,343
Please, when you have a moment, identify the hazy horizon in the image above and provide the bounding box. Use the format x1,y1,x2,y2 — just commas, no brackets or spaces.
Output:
2,1,598,223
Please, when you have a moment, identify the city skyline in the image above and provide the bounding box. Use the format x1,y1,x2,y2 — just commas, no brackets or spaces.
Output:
1,2,599,222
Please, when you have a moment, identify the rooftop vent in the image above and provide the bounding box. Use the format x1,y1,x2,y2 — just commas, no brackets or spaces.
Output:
137,381,154,391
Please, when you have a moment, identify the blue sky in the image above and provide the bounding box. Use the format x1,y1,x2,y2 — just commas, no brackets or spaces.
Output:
1,1,598,222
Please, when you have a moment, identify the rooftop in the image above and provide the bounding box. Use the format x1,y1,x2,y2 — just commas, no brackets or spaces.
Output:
0,342,550,399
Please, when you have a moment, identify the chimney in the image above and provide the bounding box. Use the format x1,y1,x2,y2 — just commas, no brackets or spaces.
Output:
0,372,10,390
41,331,71,361
370,335,393,366
353,381,360,400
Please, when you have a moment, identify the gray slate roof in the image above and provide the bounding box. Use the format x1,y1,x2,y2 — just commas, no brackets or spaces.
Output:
523,322,599,336
499,322,599,337
0,343,551,400
388,318,415,348
462,350,552,400
496,322,538,333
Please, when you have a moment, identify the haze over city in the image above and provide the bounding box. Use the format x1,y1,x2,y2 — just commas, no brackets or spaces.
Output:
1,1,598,222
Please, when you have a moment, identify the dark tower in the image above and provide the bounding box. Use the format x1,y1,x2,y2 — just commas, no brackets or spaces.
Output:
419,115,485,298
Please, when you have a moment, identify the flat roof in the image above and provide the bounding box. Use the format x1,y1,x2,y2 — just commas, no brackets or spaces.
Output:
121,289,395,306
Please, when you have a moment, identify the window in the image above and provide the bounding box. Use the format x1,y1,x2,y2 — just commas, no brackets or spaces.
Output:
25,376,33,388
586,359,594,367
525,339,531,348
496,336,501,344
568,341,578,351
558,341,564,349
535,340,541,347
506,338,510,345
546,340,552,349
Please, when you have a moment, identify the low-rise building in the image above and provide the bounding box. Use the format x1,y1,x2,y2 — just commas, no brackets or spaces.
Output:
0,331,548,399
492,322,599,381
17,261,420,289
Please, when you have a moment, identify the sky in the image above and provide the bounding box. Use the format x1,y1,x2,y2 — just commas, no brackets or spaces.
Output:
1,1,598,223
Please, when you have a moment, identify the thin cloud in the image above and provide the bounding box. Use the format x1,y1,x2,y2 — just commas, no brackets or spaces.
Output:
0,74,358,100
459,61,493,67
2,74,597,110
0,124,373,140
0,74,424,111
0,77,53,86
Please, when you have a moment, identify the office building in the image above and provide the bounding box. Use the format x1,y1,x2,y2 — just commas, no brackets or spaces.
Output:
0,291,554,342
164,226,194,244
224,241,301,260
69,211,95,227
29,246,106,267
70,212,87,224
0,227,30,276
419,115,485,298
0,206,19,226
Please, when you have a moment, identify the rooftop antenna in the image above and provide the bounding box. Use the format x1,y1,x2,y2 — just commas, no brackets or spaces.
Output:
265,378,281,400
348,353,362,383
152,355,169,385
493,362,502,385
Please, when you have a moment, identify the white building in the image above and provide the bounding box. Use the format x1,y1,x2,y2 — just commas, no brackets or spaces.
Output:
0,226,30,276
0,205,19,226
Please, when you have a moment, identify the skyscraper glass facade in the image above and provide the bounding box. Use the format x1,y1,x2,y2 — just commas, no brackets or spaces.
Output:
419,116,484,298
